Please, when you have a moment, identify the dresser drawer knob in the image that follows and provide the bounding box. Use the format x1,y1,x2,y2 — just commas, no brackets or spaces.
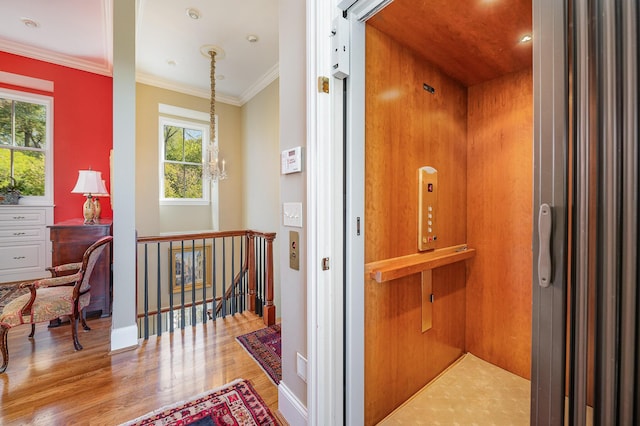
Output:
13,256,26,260
13,232,26,236
12,216,26,220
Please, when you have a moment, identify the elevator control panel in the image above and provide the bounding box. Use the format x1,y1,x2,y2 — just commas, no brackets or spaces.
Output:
418,166,438,251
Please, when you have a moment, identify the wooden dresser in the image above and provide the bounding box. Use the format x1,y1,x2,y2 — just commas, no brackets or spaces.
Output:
49,219,112,318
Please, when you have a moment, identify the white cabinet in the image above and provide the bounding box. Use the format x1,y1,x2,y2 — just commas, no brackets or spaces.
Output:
0,206,53,283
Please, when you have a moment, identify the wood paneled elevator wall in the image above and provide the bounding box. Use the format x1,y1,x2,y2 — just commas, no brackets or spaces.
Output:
364,26,468,425
466,68,533,380
364,26,533,424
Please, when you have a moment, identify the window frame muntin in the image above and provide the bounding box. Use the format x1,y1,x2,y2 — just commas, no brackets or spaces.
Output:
0,88,53,205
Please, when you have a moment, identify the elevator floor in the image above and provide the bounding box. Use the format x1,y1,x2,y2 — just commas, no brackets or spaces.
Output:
378,353,530,425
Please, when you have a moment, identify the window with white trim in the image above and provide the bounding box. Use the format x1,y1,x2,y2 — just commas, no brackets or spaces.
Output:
159,115,209,205
0,89,53,204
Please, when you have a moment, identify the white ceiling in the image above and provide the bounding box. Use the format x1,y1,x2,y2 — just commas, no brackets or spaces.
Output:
0,0,279,106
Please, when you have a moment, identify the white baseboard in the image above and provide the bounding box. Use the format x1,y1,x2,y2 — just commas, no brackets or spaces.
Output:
110,324,139,352
278,381,308,425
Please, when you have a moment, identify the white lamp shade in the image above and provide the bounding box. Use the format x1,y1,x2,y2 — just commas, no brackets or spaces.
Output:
95,179,110,197
71,170,108,195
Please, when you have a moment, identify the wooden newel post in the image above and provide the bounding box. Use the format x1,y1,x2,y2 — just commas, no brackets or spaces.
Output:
263,233,276,326
247,232,256,313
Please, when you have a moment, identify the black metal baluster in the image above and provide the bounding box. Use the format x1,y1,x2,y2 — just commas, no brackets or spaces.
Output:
156,242,162,336
212,238,217,321
169,241,174,333
240,237,248,312
202,238,207,324
222,237,227,317
143,244,149,339
180,241,186,329
190,239,196,327
231,236,236,315
258,237,264,316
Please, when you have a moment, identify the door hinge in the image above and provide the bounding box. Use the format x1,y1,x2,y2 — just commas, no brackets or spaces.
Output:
322,257,330,270
318,76,330,94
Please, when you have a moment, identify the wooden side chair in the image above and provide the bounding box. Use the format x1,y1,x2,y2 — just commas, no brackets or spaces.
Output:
0,235,113,373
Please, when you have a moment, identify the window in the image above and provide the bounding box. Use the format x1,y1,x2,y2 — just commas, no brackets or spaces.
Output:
159,115,209,205
0,89,53,204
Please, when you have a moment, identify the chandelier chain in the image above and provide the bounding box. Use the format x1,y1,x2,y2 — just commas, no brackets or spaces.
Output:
210,50,216,146
205,49,227,182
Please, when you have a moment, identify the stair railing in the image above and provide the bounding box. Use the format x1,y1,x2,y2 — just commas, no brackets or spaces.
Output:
136,230,276,339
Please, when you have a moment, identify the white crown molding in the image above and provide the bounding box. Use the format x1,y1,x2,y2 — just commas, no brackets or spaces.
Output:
238,62,280,105
137,62,280,107
0,39,113,77
103,0,114,75
135,72,242,106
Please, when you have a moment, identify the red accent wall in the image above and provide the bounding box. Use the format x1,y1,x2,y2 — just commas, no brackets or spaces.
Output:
0,51,113,222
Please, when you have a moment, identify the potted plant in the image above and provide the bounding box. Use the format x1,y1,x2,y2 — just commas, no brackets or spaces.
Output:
0,177,23,205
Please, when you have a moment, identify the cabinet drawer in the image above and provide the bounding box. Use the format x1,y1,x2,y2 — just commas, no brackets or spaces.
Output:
0,209,47,227
50,225,111,244
0,243,43,272
0,227,45,242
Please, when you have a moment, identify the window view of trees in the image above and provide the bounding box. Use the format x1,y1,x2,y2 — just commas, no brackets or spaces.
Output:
0,97,47,196
162,123,204,199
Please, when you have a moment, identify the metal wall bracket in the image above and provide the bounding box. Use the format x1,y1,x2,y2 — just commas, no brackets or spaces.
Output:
421,269,433,332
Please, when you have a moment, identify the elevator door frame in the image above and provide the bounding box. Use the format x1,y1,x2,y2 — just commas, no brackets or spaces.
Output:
531,0,568,423
339,0,569,423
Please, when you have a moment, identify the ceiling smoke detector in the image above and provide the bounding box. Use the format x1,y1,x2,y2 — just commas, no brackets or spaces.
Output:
185,8,201,20
21,17,39,29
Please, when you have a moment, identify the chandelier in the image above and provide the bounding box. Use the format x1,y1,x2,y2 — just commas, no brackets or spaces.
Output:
204,48,227,182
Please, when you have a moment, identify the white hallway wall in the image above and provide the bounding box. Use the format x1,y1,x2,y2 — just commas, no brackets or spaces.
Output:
242,78,282,311
278,0,309,421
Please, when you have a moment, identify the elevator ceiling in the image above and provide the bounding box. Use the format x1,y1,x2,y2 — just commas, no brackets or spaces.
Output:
367,0,532,87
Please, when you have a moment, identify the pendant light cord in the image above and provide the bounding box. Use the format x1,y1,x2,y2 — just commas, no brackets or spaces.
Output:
210,50,217,145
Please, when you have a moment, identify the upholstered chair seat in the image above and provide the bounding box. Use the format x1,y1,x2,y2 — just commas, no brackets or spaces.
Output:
0,283,90,327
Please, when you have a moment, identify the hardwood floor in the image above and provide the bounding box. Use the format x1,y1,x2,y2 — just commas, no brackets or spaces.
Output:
0,312,280,425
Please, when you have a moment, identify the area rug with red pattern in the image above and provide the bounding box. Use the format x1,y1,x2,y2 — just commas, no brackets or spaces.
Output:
236,324,281,385
121,379,278,426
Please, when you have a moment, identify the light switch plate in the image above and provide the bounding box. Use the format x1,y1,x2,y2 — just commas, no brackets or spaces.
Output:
283,202,303,227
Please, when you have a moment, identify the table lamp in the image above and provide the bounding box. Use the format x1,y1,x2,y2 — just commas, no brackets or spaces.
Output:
93,179,110,220
71,170,109,224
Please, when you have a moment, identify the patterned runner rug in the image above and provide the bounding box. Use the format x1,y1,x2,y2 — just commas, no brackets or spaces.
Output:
236,324,281,385
0,282,29,313
121,379,278,425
